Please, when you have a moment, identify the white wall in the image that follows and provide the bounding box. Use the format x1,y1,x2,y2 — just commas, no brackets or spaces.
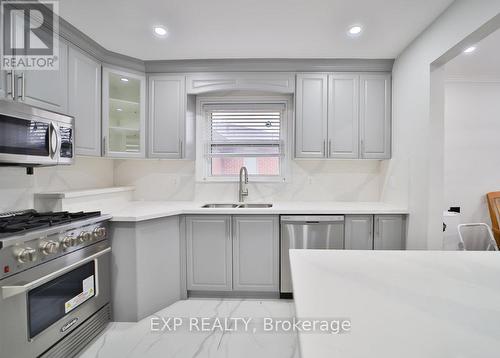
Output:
382,0,500,249
0,157,114,213
114,159,383,202
444,81,500,224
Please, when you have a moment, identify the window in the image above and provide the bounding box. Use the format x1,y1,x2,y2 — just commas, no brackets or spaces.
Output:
197,100,289,182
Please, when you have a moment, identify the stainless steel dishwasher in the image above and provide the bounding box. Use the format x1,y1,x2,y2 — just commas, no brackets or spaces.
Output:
280,215,344,297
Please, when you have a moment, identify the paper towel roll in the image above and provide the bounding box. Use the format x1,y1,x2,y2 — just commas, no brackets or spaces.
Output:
443,211,461,250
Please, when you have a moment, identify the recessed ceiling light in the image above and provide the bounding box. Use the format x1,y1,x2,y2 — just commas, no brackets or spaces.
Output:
348,25,363,36
154,26,168,37
120,77,129,82
116,108,123,112
464,46,476,54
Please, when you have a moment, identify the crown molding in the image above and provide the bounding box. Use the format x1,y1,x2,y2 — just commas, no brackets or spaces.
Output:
145,58,394,73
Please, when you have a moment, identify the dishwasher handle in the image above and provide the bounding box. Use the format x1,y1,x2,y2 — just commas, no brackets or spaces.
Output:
281,215,344,223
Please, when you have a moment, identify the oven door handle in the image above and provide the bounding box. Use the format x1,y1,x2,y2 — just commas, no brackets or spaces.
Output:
1,247,111,299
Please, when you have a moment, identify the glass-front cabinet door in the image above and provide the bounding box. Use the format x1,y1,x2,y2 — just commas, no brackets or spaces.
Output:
102,67,146,157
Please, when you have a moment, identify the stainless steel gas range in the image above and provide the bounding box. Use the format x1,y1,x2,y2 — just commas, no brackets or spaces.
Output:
0,210,112,358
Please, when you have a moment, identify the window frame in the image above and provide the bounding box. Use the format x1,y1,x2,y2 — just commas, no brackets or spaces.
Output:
195,95,292,183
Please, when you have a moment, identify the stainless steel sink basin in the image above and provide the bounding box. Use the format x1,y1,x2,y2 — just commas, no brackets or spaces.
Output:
237,203,273,208
201,203,273,208
201,203,239,208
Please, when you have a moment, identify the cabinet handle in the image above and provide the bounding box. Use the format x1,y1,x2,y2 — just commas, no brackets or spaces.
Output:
323,140,326,157
7,71,15,100
17,73,25,101
360,139,365,158
102,137,106,156
328,140,332,157
179,139,183,158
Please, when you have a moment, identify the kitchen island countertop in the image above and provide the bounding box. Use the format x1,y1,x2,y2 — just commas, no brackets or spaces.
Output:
289,249,500,358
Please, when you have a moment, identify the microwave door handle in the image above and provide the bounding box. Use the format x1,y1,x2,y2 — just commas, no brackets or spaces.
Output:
1,247,111,299
49,123,61,159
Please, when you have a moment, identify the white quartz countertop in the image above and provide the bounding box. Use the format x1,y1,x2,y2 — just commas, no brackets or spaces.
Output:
289,250,500,358
103,201,408,222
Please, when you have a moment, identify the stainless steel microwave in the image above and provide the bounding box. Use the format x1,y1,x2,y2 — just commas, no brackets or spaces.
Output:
0,100,74,168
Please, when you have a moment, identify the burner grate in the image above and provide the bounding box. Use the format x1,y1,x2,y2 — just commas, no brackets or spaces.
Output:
0,210,102,237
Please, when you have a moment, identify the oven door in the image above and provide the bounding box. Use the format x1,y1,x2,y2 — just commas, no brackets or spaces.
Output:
0,243,111,358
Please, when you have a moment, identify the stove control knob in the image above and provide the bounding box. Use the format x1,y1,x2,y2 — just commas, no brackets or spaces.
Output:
16,247,37,263
79,231,92,243
93,227,106,239
61,235,77,248
40,241,59,255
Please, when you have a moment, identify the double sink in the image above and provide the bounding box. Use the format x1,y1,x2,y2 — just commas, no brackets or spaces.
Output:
201,203,273,209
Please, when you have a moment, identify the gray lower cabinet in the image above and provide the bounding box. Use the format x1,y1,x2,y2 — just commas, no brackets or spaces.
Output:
186,216,232,291
232,216,279,292
68,46,102,156
374,215,406,250
345,215,373,249
110,216,181,322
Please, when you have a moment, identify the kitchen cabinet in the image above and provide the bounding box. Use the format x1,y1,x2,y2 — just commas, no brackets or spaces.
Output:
110,216,181,322
295,73,328,158
374,215,406,250
186,216,232,291
232,216,279,292
328,74,359,159
345,215,373,249
68,47,102,157
102,67,146,158
1,42,69,113
359,74,391,159
21,41,68,113
295,72,391,160
148,75,186,158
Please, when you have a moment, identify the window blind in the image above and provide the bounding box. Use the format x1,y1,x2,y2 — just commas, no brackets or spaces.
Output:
207,110,282,157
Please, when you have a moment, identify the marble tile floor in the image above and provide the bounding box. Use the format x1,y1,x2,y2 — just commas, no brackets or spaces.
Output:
79,299,300,358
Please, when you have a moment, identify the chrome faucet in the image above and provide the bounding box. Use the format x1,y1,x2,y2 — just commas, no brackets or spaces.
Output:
239,166,249,202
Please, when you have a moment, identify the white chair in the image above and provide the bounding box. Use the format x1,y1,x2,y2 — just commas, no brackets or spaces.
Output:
457,223,499,251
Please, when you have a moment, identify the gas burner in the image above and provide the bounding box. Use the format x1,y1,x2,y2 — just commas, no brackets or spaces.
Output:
0,210,101,238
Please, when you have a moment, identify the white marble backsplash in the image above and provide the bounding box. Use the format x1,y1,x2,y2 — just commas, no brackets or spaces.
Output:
0,157,114,213
114,159,385,202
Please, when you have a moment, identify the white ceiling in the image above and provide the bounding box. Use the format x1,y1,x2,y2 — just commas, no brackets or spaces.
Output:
446,29,500,79
58,0,453,61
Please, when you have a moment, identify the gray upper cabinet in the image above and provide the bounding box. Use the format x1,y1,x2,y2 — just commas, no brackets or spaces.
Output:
374,215,405,250
20,41,69,113
295,72,391,160
232,216,279,292
345,215,373,250
186,216,232,291
68,47,102,157
328,74,359,159
102,67,146,158
148,75,186,158
295,73,328,158
359,74,391,159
